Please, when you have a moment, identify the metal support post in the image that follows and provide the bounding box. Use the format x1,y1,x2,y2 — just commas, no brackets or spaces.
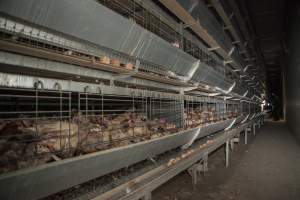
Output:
188,154,208,189
203,153,208,176
245,128,250,144
233,134,240,144
142,192,152,200
225,140,230,167
188,164,198,189
110,79,115,86
230,139,234,150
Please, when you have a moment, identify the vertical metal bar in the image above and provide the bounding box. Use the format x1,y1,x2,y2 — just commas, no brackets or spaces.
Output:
191,98,194,115
203,153,208,176
101,90,104,124
245,129,248,144
191,168,197,189
85,92,88,119
186,99,189,128
248,102,250,115
133,0,136,20
179,22,184,49
59,91,62,151
179,98,183,128
68,92,71,151
132,92,135,137
144,192,152,200
225,140,229,167
149,97,152,120
159,97,162,119
35,88,38,135
146,96,150,138
101,90,104,142
77,93,81,147
217,101,219,120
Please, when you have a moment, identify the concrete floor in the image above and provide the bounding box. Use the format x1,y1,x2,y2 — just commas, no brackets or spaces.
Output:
153,122,300,200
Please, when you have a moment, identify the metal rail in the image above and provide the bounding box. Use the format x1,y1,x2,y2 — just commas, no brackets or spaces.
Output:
157,0,261,94
98,0,224,74
0,1,243,92
158,0,233,64
92,118,262,200
0,13,256,97
0,3,263,199
0,15,173,79
0,118,242,200
0,72,247,105
0,82,256,200
0,40,189,88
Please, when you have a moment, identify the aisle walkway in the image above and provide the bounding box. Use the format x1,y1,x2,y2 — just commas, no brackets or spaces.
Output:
153,122,300,200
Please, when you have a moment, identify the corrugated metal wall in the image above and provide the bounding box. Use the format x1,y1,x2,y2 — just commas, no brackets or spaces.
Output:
286,1,300,140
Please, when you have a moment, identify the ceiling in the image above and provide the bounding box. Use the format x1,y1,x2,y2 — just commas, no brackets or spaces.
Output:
237,0,287,103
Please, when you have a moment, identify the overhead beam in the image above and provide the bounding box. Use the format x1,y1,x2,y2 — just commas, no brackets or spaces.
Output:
158,0,237,67
209,0,252,61
158,0,258,92
154,0,262,95
209,0,239,42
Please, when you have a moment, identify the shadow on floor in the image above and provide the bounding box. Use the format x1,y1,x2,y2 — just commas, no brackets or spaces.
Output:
153,122,300,200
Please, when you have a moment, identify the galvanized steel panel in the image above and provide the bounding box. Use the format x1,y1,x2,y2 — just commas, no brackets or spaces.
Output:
0,119,235,200
192,62,233,90
0,0,196,76
0,0,238,91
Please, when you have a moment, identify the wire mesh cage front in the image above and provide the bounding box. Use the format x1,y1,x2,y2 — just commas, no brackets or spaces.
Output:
0,87,183,174
0,85,253,174
184,99,241,129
